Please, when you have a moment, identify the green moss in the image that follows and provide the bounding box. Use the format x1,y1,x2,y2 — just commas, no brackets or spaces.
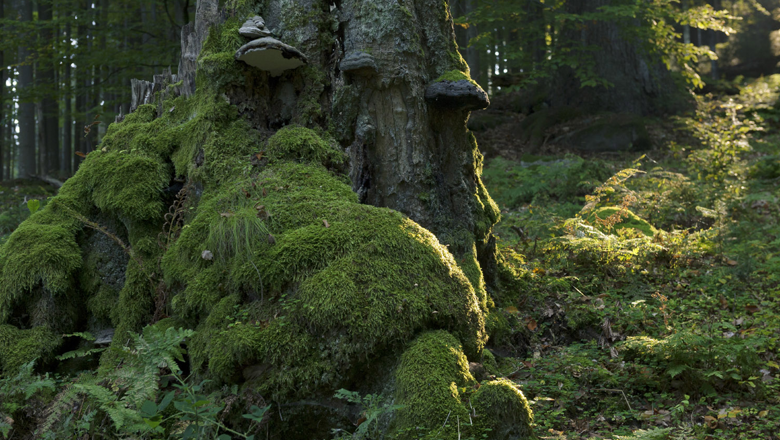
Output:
481,348,499,375
471,378,535,439
587,206,657,237
0,325,60,375
435,69,477,87
485,310,511,346
165,160,487,397
392,330,475,438
87,285,120,324
199,52,247,91
78,151,170,222
292,67,328,126
265,125,346,165
459,247,487,310
200,17,244,56
0,222,83,323
470,133,501,242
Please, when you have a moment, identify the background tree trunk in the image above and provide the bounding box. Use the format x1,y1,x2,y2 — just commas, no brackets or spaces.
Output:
549,0,689,116
16,0,36,178
0,0,5,180
39,0,60,175
62,8,73,176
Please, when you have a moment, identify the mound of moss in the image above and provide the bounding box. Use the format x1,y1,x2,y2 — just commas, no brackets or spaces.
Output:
392,332,534,439
162,126,487,400
0,10,535,436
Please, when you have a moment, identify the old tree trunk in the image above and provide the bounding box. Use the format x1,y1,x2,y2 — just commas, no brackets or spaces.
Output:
0,0,532,438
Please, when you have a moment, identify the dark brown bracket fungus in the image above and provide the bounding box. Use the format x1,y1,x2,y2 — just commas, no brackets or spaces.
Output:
235,37,308,77
339,52,377,75
424,80,490,111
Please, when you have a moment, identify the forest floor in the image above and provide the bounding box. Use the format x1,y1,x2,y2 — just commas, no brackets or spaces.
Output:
479,76,780,440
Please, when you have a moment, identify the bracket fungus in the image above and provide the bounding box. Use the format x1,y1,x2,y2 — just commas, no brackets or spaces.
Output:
235,16,308,77
339,52,378,75
424,80,490,111
236,38,308,76
239,16,273,39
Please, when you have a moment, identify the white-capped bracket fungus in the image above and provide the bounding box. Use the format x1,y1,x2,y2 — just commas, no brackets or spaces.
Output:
339,51,378,75
235,37,308,77
424,80,490,111
239,16,273,39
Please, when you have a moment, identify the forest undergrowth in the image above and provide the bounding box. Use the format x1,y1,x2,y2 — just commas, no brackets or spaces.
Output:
481,75,780,440
2,76,780,439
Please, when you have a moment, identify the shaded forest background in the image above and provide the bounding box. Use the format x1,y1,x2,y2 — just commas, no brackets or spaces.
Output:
0,0,778,182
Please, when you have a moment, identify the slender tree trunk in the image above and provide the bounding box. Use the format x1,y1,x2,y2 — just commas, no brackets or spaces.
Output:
62,6,73,175
682,0,690,45
16,0,36,178
39,0,60,175
463,0,484,88
709,0,720,80
0,0,5,180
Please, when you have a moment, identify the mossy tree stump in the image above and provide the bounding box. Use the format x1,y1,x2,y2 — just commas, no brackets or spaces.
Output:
0,0,534,438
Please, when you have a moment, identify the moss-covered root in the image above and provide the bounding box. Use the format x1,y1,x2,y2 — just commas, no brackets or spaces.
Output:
0,325,60,375
392,330,475,439
472,378,536,440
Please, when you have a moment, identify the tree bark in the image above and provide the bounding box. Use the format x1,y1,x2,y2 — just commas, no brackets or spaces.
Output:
16,0,36,178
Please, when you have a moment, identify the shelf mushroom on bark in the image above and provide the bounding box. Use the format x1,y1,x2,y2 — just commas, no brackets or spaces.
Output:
424,79,490,112
339,52,378,76
235,16,308,77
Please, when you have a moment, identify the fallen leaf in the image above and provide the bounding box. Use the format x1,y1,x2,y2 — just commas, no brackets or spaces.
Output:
758,410,769,417
220,212,234,218
504,306,519,314
727,409,741,418
704,415,718,428
355,415,367,427
323,220,330,228
726,258,738,266
255,152,264,160
745,304,760,313
526,317,538,331
75,151,87,158
719,295,728,309
242,188,251,198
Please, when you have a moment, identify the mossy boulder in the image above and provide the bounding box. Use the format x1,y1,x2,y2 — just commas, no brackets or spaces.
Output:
472,379,535,439
392,332,534,439
0,325,60,375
